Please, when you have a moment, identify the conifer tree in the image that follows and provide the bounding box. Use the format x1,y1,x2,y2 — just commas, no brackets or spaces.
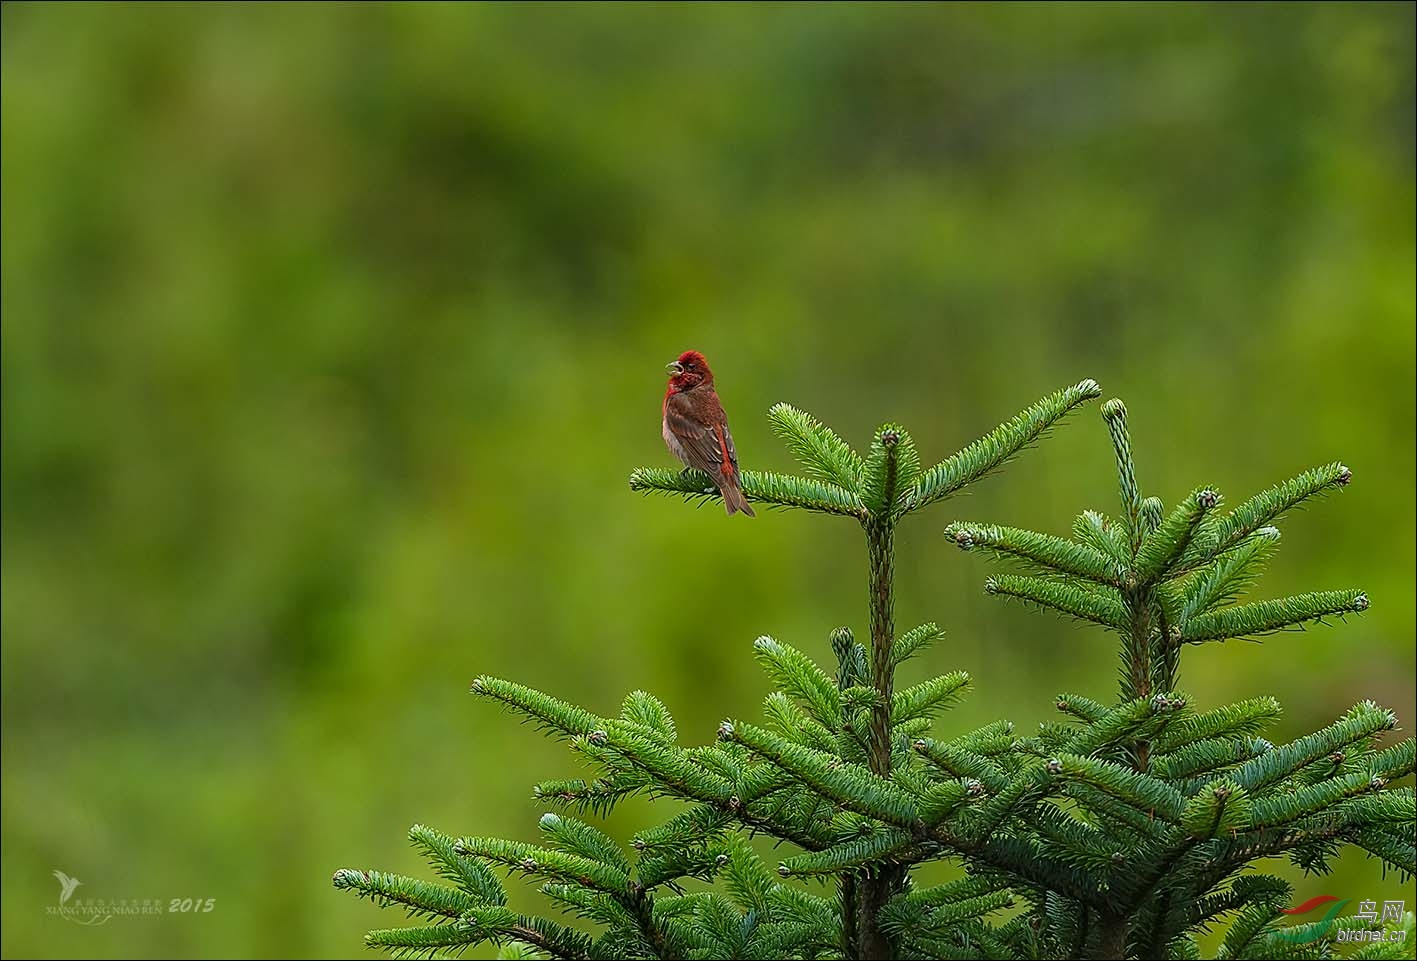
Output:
335,382,1415,960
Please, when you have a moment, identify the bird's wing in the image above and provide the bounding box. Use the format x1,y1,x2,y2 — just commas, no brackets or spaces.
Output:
721,421,740,473
665,392,733,478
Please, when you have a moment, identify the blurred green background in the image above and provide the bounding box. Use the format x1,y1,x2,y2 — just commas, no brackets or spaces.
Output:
3,3,1413,958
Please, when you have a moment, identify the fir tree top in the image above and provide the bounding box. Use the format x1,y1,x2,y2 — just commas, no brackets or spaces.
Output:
337,380,1414,961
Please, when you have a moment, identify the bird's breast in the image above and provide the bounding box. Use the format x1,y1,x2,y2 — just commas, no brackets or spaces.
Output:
662,415,689,465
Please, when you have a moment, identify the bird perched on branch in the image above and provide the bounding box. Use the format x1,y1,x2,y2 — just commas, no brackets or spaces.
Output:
662,350,755,517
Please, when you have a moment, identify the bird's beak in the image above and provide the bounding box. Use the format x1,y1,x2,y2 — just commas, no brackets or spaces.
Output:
666,360,684,376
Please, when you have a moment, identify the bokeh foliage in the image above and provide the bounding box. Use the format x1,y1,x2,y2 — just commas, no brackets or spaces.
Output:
2,3,1413,958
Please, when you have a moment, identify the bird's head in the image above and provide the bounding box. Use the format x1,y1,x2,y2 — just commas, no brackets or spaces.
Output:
666,350,713,391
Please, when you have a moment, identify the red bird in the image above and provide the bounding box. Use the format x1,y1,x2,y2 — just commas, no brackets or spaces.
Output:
662,350,755,517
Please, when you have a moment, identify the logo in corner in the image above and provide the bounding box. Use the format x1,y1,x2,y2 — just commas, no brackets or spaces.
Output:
53,869,83,905
1275,895,1350,944
48,869,110,926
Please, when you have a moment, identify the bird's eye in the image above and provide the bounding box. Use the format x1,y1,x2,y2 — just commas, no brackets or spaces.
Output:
684,361,695,369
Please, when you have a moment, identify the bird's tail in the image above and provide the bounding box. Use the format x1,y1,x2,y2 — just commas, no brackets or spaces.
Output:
721,480,756,518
